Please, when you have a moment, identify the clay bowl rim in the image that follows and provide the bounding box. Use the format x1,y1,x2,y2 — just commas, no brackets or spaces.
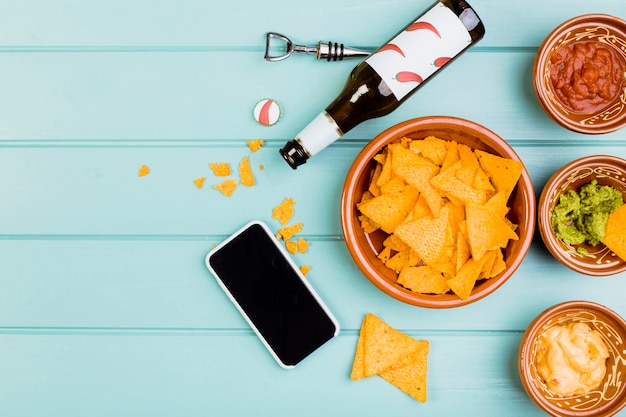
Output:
533,13,626,134
340,115,536,308
518,300,626,417
538,155,626,276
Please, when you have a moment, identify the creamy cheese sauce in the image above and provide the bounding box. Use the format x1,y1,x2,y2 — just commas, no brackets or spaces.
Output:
535,322,609,396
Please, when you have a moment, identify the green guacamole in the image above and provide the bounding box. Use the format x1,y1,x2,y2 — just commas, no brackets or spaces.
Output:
551,180,624,246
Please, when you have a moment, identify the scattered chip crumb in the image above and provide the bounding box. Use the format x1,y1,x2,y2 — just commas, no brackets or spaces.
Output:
138,164,150,177
285,239,298,254
297,237,309,254
272,198,296,225
259,164,264,171
300,265,311,275
194,177,206,189
209,162,231,177
247,139,264,153
239,156,255,186
214,179,238,196
277,222,302,240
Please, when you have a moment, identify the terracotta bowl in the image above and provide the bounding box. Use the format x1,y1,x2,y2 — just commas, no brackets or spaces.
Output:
538,155,626,276
519,301,626,417
340,116,536,308
533,14,626,134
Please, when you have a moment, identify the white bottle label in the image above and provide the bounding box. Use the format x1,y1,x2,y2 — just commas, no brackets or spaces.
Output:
365,2,472,101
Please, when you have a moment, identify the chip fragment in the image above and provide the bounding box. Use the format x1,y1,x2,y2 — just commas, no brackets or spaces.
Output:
138,164,150,177
272,198,296,225
239,155,255,186
247,139,264,153
214,179,238,196
193,177,206,189
209,162,231,177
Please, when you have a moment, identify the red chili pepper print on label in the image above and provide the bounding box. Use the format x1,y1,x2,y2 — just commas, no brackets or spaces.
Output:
433,57,451,67
377,44,406,57
394,71,423,84
406,21,441,38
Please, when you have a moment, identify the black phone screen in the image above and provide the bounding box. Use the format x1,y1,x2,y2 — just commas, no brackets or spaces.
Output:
207,222,338,367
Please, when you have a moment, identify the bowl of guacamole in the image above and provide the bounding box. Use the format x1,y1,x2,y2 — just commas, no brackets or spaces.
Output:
539,155,626,276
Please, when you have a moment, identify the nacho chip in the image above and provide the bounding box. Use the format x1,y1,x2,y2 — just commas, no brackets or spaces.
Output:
277,223,302,240
352,313,423,378
398,265,450,294
431,161,486,205
214,179,238,196
466,204,518,260
239,155,255,186
351,313,429,403
247,139,264,153
391,144,442,216
138,164,150,177
357,186,419,234
475,149,523,198
209,162,231,177
380,176,407,194
272,197,296,225
377,246,393,263
447,258,482,300
385,250,411,272
603,204,626,261
379,340,429,403
394,206,451,265
409,135,448,166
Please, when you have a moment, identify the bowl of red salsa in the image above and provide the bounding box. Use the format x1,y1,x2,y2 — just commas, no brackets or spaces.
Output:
533,14,626,134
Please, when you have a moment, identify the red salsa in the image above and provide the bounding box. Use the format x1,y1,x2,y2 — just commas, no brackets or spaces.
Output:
550,41,625,112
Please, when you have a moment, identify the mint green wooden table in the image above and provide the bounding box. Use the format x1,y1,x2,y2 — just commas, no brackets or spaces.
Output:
1,1,625,415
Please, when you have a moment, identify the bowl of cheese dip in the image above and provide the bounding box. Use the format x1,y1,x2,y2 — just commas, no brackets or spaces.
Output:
519,301,626,417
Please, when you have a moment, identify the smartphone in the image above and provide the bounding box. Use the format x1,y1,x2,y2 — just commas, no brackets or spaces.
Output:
205,220,340,369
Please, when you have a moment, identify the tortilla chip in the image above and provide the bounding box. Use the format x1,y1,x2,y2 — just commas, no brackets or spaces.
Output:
431,161,486,205
247,139,264,152
357,186,419,234
383,234,410,252
214,179,238,196
209,162,231,177
441,139,459,172
377,246,393,263
447,258,482,300
376,151,393,188
390,144,442,216
369,161,383,197
351,313,429,403
272,197,296,225
239,155,255,186
398,265,450,294
299,265,311,275
385,250,411,272
603,204,626,261
379,340,429,403
475,149,523,198
466,204,518,260
394,206,451,265
380,176,407,194
409,135,448,165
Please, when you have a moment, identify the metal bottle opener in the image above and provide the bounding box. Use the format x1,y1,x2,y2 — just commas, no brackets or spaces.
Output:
264,32,370,62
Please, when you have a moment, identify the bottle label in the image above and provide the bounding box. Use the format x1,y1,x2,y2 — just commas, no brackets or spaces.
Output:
365,2,472,101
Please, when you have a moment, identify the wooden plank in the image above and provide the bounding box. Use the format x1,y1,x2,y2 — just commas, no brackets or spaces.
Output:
0,331,544,416
1,240,625,331
0,0,622,48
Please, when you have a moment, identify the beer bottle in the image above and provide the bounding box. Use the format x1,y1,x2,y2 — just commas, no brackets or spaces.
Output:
280,0,485,169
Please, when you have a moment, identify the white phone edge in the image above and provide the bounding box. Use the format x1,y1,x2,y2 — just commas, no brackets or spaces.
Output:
204,219,340,369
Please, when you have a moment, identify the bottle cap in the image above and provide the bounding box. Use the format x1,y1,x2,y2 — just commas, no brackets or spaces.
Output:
279,140,308,169
253,99,281,126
